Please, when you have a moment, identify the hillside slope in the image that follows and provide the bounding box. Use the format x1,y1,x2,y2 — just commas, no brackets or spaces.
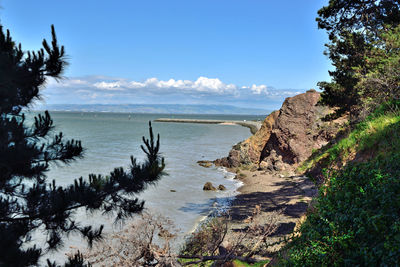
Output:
281,104,400,266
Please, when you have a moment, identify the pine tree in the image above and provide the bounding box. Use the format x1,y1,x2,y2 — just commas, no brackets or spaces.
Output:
316,0,400,116
0,25,165,266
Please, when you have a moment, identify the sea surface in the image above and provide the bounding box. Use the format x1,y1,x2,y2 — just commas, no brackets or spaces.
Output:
26,111,266,263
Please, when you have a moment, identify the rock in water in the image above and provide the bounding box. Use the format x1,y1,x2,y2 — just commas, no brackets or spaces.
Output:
203,182,216,191
218,184,226,191
197,160,213,168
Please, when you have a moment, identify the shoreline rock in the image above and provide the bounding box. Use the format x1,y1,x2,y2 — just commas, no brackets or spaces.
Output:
215,90,347,173
203,182,216,191
197,160,213,168
218,184,226,191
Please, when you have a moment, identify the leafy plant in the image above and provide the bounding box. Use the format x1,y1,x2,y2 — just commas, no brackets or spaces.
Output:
316,0,400,117
284,105,400,266
299,102,400,175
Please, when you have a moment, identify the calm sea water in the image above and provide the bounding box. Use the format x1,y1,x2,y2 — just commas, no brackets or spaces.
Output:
27,111,266,263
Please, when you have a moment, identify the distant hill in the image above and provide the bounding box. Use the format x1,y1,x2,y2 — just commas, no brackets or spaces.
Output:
35,104,270,115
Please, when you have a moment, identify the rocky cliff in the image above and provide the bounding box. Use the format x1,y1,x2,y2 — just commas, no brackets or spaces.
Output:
215,90,346,173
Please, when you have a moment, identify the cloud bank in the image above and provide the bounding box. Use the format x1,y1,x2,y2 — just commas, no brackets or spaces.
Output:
42,76,305,110
91,77,238,95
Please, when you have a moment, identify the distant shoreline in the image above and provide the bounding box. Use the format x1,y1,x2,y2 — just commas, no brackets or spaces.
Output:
32,103,270,115
154,118,262,134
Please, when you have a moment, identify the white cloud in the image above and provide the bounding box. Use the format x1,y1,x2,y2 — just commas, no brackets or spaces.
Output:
249,84,268,95
93,81,125,90
43,75,305,109
90,76,238,94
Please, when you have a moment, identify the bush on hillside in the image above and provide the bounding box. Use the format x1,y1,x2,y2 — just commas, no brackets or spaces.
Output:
282,106,400,266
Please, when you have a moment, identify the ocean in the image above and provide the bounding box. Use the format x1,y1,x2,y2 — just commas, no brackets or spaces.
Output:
26,111,266,263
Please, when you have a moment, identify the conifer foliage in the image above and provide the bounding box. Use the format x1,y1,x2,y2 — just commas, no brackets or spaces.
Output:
0,25,165,266
317,0,400,116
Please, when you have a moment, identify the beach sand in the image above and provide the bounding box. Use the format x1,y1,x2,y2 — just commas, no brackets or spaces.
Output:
225,169,317,259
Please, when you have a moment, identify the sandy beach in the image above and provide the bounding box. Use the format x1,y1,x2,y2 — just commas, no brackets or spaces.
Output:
225,169,317,258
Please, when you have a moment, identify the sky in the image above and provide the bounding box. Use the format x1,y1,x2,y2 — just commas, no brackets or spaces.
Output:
0,0,332,110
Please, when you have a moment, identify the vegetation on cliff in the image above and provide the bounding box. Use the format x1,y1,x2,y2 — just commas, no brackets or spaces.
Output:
282,103,400,266
317,0,400,118
280,0,400,265
299,102,400,178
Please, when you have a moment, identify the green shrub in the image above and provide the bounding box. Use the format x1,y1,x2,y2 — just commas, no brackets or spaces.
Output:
283,145,400,266
299,102,400,173
283,103,400,266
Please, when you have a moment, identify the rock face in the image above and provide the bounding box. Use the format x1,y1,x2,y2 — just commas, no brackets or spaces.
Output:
214,110,279,168
215,90,346,172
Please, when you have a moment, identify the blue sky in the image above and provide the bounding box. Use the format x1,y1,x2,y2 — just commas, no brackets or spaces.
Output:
0,0,331,109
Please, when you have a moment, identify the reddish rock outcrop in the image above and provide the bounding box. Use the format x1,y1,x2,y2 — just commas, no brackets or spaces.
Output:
215,90,346,172
214,110,279,168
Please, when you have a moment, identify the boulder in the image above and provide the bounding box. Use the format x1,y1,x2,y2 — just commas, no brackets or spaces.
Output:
203,182,216,191
218,184,226,191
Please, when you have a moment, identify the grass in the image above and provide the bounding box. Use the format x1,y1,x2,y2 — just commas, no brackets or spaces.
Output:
283,137,400,265
232,259,270,266
177,259,269,267
298,108,400,173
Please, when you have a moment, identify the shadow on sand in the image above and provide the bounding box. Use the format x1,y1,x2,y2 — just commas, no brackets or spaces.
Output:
179,175,317,236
